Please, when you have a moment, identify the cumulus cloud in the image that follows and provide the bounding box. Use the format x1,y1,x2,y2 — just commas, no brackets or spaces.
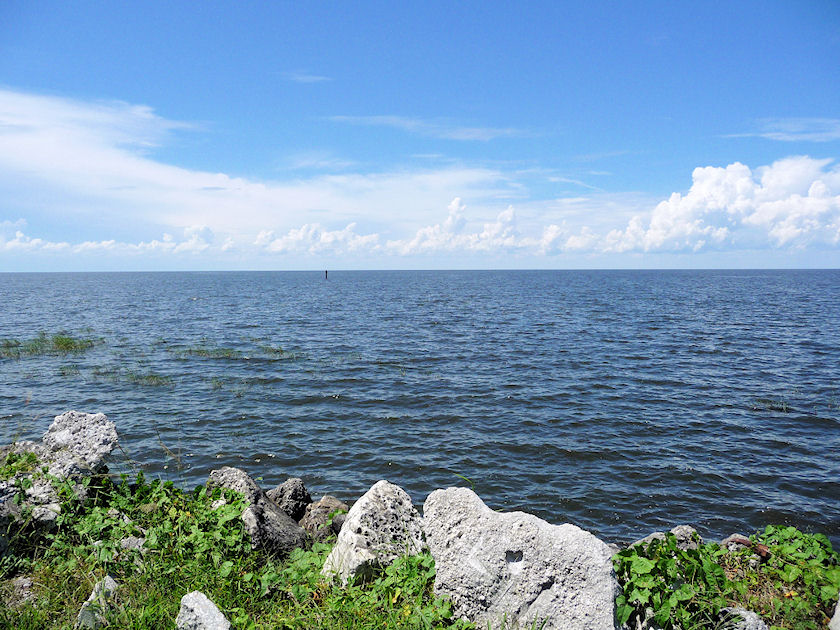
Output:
386,198,525,254
602,156,840,253
254,223,380,254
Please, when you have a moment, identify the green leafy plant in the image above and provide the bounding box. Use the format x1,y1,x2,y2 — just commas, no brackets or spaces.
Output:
613,527,840,630
0,450,39,481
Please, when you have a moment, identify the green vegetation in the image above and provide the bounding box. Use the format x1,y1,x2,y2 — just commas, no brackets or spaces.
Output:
0,451,39,481
180,345,243,360
2,460,838,629
1,474,469,629
613,527,840,630
0,333,99,359
124,370,173,387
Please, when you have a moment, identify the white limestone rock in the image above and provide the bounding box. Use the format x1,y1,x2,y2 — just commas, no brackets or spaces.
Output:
424,487,618,630
176,591,231,630
43,411,118,478
322,480,424,584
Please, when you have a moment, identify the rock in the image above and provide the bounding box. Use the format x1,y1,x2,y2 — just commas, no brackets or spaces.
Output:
42,411,118,478
207,467,262,503
719,607,769,630
266,477,312,521
631,525,701,551
424,487,618,630
1,412,118,555
176,591,231,630
830,596,840,630
7,575,35,608
300,495,349,542
630,531,666,548
322,480,424,584
721,533,752,552
75,575,118,629
207,467,307,556
670,525,702,550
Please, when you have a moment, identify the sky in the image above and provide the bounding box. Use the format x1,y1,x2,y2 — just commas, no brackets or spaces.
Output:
1,1,839,271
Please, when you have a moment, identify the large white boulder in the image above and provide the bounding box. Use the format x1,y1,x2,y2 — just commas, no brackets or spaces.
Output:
424,487,618,630
322,480,424,584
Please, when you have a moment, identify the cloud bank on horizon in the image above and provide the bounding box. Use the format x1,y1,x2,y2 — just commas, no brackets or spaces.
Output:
1,89,839,270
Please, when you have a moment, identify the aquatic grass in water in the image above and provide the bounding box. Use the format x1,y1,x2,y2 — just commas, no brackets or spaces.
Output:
0,333,99,359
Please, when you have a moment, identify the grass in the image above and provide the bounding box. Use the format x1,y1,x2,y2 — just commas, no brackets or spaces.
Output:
0,333,99,359
0,473,471,630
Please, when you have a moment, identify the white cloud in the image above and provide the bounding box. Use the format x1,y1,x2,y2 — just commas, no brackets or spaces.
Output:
731,118,840,142
328,115,524,141
0,88,511,238
255,223,380,254
603,157,840,252
284,72,332,83
1,88,839,267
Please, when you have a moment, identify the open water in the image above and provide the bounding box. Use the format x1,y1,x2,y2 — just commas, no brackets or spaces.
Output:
0,270,838,545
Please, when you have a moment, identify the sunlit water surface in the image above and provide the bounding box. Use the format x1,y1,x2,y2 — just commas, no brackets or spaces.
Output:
1,270,838,545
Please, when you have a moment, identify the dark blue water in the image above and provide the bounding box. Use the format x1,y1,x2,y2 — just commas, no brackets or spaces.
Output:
1,270,838,546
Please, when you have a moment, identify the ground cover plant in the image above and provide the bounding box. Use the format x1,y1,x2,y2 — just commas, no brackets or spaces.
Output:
0,473,471,629
613,527,840,630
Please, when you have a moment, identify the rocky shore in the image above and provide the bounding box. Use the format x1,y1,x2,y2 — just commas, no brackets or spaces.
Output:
2,411,839,630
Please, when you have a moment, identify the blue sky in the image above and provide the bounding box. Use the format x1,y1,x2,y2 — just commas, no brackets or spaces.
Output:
1,1,839,270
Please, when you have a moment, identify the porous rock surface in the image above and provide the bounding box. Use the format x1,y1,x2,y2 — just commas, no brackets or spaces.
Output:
830,596,840,630
719,607,769,630
300,494,349,542
266,477,312,521
0,411,118,545
322,480,424,584
176,591,231,630
75,575,119,629
206,466,307,556
630,525,702,551
424,487,618,630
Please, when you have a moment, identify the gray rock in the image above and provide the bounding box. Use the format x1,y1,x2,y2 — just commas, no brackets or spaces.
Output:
670,525,702,550
300,495,349,541
207,466,262,503
630,531,666,548
424,487,618,630
7,575,35,608
176,591,231,630
630,525,701,551
1,412,118,555
266,477,312,521
829,596,840,630
322,480,424,584
207,466,308,556
75,575,118,629
719,607,769,630
720,534,752,552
